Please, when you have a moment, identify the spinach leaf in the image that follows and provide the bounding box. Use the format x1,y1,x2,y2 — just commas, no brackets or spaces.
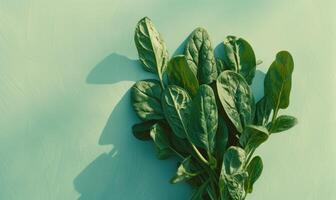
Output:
167,55,199,97
225,172,248,200
264,51,294,111
239,125,269,154
190,179,209,200
161,85,191,139
245,156,263,193
217,71,252,133
134,17,169,83
268,115,298,134
220,146,247,200
132,120,157,140
150,123,173,159
170,156,199,184
188,85,218,154
215,115,229,163
184,27,217,84
254,96,272,126
222,146,246,175
216,58,230,75
131,79,163,120
222,36,257,84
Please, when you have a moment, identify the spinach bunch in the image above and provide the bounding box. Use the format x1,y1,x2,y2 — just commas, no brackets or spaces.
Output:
130,17,297,200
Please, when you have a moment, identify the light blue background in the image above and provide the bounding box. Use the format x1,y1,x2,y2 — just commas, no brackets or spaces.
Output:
0,0,335,199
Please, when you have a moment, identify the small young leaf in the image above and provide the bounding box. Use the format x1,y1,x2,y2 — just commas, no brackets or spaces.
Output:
223,146,246,175
264,51,294,111
134,17,169,82
150,123,173,159
131,79,163,120
170,156,198,184
167,55,199,96
132,120,157,140
239,125,269,154
161,85,191,139
245,156,263,193
217,71,252,133
188,85,218,154
269,115,298,133
222,36,257,85
184,27,217,84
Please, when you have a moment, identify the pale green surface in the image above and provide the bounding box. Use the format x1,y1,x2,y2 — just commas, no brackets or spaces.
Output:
0,0,335,199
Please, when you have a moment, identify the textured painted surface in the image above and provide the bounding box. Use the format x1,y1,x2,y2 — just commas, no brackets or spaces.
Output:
0,0,335,199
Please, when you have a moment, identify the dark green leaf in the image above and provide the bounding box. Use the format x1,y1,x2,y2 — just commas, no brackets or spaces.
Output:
184,27,217,84
239,125,269,154
220,146,248,200
150,123,173,159
134,17,169,81
222,36,257,84
254,96,272,126
223,146,246,175
269,115,298,134
188,85,218,154
217,71,252,133
132,120,157,140
167,55,199,96
245,156,263,193
225,172,248,200
216,58,230,75
264,51,294,110
190,180,209,200
215,115,229,162
161,85,191,138
171,156,198,184
131,79,163,120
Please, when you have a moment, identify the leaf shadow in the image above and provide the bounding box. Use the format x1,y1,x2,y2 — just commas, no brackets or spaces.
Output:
74,53,190,200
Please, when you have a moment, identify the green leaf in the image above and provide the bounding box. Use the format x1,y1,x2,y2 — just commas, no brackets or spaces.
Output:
150,123,173,159
223,146,246,175
269,115,298,134
188,85,218,154
161,85,191,139
217,71,252,133
171,156,198,184
167,55,199,96
225,172,248,200
184,27,217,84
239,125,269,154
264,51,294,110
134,17,169,82
216,58,230,75
132,120,157,140
245,156,263,193
219,147,248,200
215,115,229,162
222,36,257,84
254,96,272,126
190,180,209,200
131,79,163,120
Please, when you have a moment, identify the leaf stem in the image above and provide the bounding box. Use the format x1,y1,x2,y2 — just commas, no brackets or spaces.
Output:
191,143,209,166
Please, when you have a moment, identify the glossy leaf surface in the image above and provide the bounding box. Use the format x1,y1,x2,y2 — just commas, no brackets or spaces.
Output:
134,17,169,81
131,79,163,120
188,85,218,154
184,27,217,84
217,71,252,133
167,55,199,96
